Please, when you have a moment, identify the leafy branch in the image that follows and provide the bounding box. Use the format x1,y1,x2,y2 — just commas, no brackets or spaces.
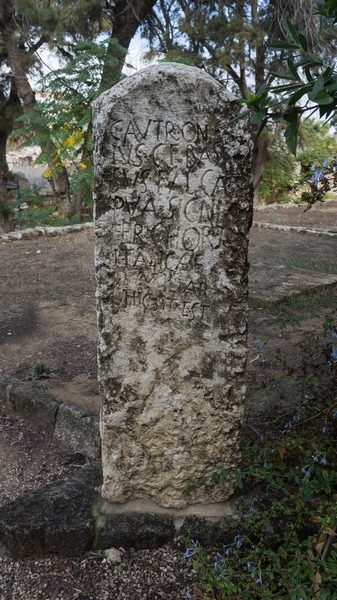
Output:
233,1,337,156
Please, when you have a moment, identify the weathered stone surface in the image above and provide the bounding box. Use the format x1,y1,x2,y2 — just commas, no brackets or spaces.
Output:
9,383,61,431
0,459,241,557
0,463,103,558
94,509,175,551
54,401,101,459
0,375,100,458
93,63,253,509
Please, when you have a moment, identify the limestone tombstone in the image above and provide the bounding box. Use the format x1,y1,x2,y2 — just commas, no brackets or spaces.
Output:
93,63,253,512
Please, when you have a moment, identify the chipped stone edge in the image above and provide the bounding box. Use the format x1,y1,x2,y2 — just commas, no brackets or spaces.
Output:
253,221,337,237
0,222,94,242
0,374,100,459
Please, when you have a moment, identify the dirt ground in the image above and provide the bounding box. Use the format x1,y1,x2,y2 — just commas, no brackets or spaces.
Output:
0,201,337,415
1,202,337,598
1,200,337,496
254,198,337,230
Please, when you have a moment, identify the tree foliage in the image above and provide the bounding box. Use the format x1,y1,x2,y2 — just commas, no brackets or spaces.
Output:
16,38,127,209
259,128,296,204
140,0,330,201
237,0,337,156
0,0,158,227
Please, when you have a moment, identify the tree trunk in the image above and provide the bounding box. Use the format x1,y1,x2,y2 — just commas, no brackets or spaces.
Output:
102,0,159,88
0,130,7,180
0,130,12,233
0,0,71,203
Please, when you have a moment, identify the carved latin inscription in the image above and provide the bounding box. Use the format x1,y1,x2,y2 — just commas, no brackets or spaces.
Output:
94,63,253,510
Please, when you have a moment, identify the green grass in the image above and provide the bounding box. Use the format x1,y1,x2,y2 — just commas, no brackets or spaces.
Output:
286,259,337,274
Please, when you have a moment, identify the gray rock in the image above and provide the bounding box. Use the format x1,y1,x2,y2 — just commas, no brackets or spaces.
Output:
0,463,103,558
0,454,241,558
54,401,101,459
8,382,61,431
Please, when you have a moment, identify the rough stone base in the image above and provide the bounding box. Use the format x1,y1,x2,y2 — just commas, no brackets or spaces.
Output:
0,463,240,558
0,463,103,558
0,375,100,459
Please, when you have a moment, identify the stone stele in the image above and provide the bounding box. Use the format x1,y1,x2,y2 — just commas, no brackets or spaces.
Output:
93,63,253,512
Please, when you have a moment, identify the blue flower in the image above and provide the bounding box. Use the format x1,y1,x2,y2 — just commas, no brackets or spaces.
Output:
311,168,324,186
234,535,243,548
312,454,319,462
332,332,337,338
323,159,329,167
321,456,329,466
311,164,316,171
253,340,264,352
213,554,226,572
330,346,337,363
186,594,192,599
184,547,197,558
333,411,337,418
263,461,268,468
184,539,200,559
256,574,263,585
322,426,327,433
301,467,311,478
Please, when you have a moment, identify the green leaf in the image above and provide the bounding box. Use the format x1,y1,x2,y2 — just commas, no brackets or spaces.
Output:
322,0,337,15
250,109,267,124
282,19,300,44
319,103,337,118
285,115,300,155
325,79,337,93
255,82,267,95
309,88,334,105
288,85,313,105
229,109,252,123
308,76,324,100
293,57,324,69
270,42,301,51
287,58,301,81
270,71,299,81
322,66,334,78
316,89,335,104
305,67,314,82
255,118,268,138
270,83,303,93
283,111,299,123
298,33,308,51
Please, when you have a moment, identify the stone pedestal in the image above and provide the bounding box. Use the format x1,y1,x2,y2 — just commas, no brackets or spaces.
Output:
93,63,253,512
